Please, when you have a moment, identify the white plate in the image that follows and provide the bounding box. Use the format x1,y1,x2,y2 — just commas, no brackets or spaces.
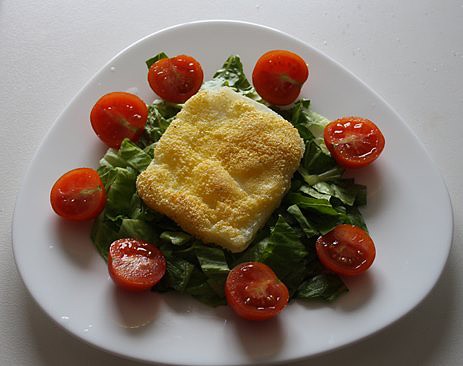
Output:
13,21,453,365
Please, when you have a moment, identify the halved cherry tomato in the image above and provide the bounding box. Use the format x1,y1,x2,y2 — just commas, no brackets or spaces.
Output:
90,92,148,148
147,55,204,103
324,117,385,168
316,224,376,276
108,238,166,292
225,261,289,321
50,168,106,221
252,50,309,106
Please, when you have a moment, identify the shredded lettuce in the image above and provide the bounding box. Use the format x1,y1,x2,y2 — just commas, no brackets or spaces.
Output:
91,53,369,306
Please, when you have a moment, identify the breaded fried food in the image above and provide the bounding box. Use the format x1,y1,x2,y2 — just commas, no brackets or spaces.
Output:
136,87,304,252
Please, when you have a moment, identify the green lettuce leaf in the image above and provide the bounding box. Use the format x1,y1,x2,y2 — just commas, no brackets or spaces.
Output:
278,99,331,145
104,167,137,221
90,214,119,261
138,100,181,147
145,52,168,69
202,55,263,102
298,166,344,187
118,218,157,243
128,193,159,221
160,231,192,246
236,216,308,294
185,267,227,307
118,139,152,172
99,148,129,170
286,193,339,216
160,256,196,293
297,274,348,302
300,139,337,174
287,204,318,238
310,180,367,207
299,185,332,201
195,245,230,297
338,206,368,232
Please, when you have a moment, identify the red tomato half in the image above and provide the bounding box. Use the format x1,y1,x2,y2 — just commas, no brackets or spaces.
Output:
252,50,309,105
225,262,289,321
90,92,148,148
148,55,204,103
108,238,166,292
316,224,376,276
50,168,106,221
324,117,385,168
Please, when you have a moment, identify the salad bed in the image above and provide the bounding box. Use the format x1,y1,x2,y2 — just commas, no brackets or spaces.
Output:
90,54,369,307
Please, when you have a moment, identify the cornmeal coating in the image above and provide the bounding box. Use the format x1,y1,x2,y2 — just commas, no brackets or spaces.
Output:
136,87,304,252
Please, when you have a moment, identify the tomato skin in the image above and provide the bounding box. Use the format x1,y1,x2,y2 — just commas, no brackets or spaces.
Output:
108,238,166,292
50,168,106,221
324,117,385,168
148,55,204,103
90,92,148,149
225,262,289,321
252,50,309,106
316,224,376,276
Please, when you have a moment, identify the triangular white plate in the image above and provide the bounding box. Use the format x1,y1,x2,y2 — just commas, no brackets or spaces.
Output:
13,20,453,366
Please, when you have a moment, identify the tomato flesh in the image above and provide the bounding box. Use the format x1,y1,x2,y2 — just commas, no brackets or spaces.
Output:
324,117,385,168
50,168,106,221
108,238,166,292
90,92,148,148
148,55,204,103
225,262,289,321
252,50,309,105
316,224,376,276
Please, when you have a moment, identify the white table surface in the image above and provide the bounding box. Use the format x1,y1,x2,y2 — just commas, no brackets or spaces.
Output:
1,1,462,365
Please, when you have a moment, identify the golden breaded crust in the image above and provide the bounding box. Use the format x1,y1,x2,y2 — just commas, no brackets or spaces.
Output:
136,87,304,252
